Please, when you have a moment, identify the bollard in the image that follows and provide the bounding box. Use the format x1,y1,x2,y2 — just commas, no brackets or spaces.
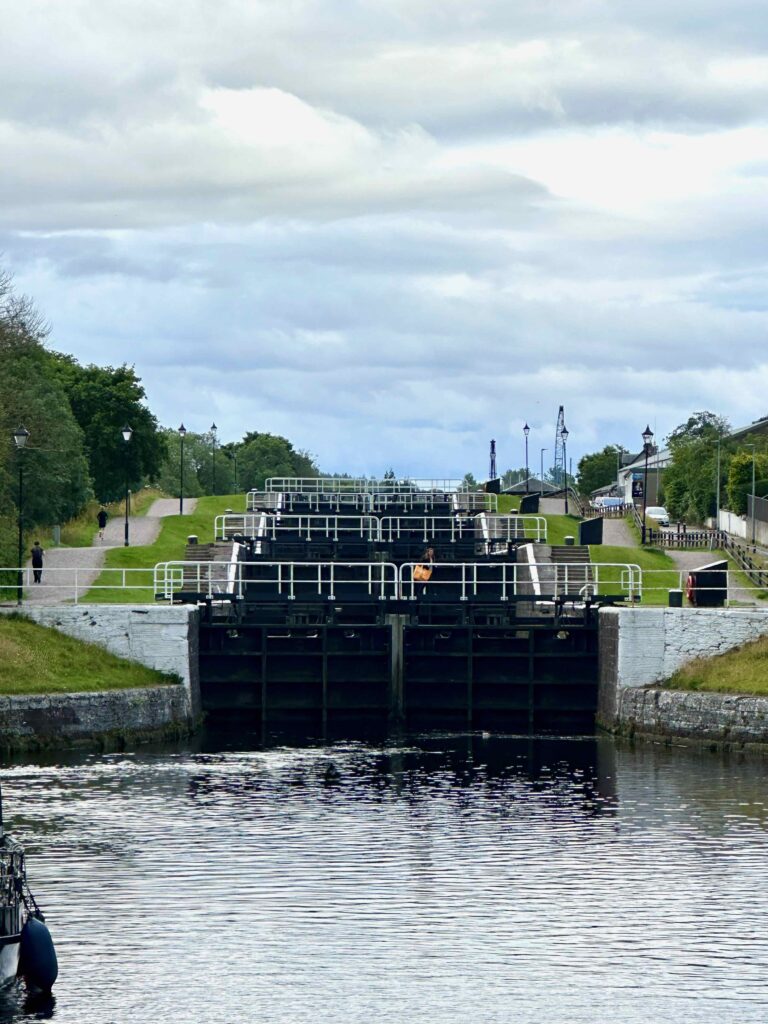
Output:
187,535,198,545
564,535,575,546
668,589,683,608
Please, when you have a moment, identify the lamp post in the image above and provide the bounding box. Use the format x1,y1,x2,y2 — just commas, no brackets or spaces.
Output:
121,424,133,546
232,451,238,492
211,422,217,495
13,426,29,605
641,424,653,545
178,423,187,515
540,448,547,495
746,443,757,546
523,423,530,494
715,438,721,531
561,424,569,514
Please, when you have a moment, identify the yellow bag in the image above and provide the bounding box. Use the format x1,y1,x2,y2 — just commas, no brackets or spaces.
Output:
413,564,432,582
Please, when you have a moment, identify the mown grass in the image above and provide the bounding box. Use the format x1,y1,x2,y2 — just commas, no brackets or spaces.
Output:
665,635,768,695
83,493,242,603
543,513,583,546
590,544,682,605
0,614,176,694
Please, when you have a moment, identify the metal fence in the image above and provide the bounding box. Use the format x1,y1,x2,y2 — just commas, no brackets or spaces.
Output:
215,513,547,544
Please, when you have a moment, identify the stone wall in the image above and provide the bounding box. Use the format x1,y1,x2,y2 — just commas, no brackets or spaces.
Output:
617,688,768,747
598,606,768,743
0,685,191,749
1,605,201,717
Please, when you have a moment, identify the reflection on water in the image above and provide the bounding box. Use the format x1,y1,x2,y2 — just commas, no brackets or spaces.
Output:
1,727,767,1023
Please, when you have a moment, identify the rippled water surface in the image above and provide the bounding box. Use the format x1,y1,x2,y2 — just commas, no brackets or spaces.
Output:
2,728,768,1023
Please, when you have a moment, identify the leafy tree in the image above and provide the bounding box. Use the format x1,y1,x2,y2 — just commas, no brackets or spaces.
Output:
576,446,625,495
727,446,768,515
238,432,318,491
462,471,479,490
47,355,166,502
663,411,731,523
0,276,91,554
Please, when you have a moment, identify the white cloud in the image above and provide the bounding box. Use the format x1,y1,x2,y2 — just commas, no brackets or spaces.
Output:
3,0,768,474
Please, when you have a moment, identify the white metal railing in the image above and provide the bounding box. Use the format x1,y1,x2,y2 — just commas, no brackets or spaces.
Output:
154,560,400,602
214,513,547,545
400,562,643,601
477,513,548,544
245,492,283,513
215,514,381,542
264,477,467,494
16,562,764,606
454,492,498,512
0,566,156,604
150,560,643,603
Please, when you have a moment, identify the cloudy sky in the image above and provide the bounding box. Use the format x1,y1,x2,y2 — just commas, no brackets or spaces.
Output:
3,0,768,478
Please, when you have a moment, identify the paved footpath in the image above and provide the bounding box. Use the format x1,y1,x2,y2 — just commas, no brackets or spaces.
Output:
21,498,198,606
664,548,758,605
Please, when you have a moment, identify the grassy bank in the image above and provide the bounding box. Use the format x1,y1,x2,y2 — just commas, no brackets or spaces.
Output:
665,635,768,696
0,615,176,694
83,493,241,603
591,544,680,605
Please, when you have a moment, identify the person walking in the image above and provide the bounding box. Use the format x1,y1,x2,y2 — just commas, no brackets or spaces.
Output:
97,507,108,541
30,541,44,584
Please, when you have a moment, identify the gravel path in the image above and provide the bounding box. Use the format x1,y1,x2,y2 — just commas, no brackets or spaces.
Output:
21,497,198,606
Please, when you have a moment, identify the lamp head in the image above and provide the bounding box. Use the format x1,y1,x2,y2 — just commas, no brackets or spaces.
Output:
642,424,654,447
12,425,29,449
523,422,530,437
178,423,187,438
121,424,133,443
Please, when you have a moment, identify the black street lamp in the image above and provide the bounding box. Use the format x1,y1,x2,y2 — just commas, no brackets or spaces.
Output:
178,423,187,515
121,424,133,546
13,426,29,605
641,424,654,544
523,423,530,494
211,422,217,495
561,425,569,514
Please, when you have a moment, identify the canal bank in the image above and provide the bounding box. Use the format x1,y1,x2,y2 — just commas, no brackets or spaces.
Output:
598,606,768,749
0,606,200,750
6,600,768,750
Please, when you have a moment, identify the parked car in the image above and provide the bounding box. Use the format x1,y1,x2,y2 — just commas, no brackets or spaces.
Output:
645,506,670,527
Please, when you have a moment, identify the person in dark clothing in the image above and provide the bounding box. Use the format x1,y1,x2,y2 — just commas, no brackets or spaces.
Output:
30,541,44,584
97,507,108,541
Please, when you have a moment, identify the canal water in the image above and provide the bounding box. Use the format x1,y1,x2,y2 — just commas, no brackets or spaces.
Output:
1,728,767,1023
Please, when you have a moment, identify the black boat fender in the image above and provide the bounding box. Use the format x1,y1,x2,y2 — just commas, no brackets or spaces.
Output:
18,916,58,991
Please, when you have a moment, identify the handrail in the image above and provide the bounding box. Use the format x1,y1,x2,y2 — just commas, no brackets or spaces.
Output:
215,513,547,544
215,514,381,542
152,560,643,602
263,477,467,494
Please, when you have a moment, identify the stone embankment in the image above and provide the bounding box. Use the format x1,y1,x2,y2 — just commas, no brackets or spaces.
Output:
599,606,768,750
0,605,200,750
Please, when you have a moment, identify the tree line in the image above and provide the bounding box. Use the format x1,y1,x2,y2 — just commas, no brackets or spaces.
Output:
0,272,319,563
575,412,768,523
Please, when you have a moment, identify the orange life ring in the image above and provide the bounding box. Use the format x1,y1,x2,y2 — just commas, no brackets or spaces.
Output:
685,574,695,603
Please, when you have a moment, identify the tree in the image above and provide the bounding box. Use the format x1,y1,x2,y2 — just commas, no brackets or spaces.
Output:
238,432,318,491
47,355,167,502
462,471,479,490
727,446,768,515
576,446,625,496
663,411,731,523
0,277,91,555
